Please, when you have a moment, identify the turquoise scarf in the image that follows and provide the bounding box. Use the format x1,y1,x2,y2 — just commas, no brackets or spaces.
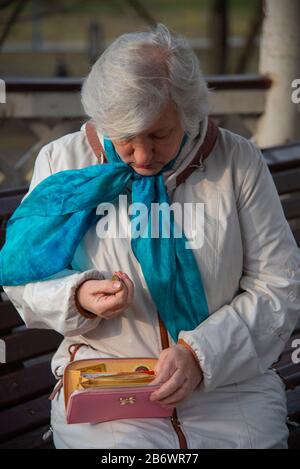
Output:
0,135,209,341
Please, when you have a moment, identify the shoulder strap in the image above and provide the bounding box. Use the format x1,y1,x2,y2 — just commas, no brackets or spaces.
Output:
85,118,219,188
175,118,218,187
85,121,108,164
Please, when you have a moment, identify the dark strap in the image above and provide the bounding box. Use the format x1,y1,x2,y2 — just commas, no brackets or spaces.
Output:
158,314,187,449
159,316,170,350
85,118,219,188
85,121,108,164
49,343,91,401
175,118,218,186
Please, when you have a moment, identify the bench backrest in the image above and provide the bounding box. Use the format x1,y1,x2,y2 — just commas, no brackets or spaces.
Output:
0,187,62,448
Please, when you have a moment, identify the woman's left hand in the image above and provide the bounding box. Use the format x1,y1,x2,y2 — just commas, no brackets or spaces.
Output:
150,344,203,409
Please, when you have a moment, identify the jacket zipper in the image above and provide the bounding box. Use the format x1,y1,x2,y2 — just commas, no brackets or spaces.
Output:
170,409,188,449
158,315,188,449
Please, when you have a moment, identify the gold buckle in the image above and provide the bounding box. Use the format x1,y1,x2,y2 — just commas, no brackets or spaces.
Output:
119,396,136,406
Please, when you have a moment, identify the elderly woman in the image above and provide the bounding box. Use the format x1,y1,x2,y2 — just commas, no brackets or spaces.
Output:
2,24,300,449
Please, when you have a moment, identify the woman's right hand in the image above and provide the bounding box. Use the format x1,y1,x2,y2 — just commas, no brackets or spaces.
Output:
76,271,134,320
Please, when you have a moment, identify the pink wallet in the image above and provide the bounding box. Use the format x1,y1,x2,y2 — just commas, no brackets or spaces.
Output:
63,357,173,424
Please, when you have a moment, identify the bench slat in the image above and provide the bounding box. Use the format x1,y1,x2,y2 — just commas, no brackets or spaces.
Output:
0,186,28,198
0,230,5,249
272,168,300,195
0,425,54,449
290,224,300,246
0,361,56,410
0,329,62,365
287,388,300,423
281,193,300,220
0,194,25,218
0,301,24,335
262,143,300,171
0,395,51,443
274,362,300,389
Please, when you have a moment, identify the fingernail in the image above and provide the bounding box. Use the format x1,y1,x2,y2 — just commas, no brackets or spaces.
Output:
113,281,121,289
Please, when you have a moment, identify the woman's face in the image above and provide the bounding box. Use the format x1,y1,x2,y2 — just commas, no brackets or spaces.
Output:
111,102,185,176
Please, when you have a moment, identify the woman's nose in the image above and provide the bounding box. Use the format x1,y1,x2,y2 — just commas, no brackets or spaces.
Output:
132,140,153,165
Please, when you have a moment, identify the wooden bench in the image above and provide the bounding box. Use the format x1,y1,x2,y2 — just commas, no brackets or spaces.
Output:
0,142,300,449
262,143,300,448
0,187,63,449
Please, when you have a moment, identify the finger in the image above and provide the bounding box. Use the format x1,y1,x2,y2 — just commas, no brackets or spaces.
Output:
95,292,125,313
102,275,129,305
92,279,124,295
112,273,131,304
156,380,189,406
112,272,126,287
118,273,134,304
94,284,130,315
150,369,184,402
111,284,129,308
151,354,174,386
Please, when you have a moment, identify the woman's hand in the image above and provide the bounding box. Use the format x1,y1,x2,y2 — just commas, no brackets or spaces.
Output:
76,271,134,320
150,344,203,409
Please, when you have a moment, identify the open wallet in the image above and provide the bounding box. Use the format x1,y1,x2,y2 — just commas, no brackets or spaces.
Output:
64,357,173,424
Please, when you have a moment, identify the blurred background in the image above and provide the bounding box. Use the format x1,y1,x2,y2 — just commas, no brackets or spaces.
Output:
0,0,262,77
0,0,299,189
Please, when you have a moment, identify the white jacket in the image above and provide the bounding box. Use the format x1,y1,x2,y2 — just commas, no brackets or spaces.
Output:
4,118,300,449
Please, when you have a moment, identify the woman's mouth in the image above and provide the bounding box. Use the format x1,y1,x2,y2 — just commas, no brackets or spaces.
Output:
133,164,152,169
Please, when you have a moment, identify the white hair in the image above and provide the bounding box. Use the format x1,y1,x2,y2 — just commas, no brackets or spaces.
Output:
81,23,209,140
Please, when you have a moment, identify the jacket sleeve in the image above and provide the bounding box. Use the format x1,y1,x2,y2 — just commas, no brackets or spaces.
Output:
3,145,104,337
179,141,300,391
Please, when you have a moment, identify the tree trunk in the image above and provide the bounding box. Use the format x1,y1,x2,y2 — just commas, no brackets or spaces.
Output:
210,0,229,74
255,0,300,147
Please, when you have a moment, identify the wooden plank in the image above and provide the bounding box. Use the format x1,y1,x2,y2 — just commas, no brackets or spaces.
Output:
287,388,300,423
272,168,300,195
0,186,28,198
291,228,300,246
280,193,300,220
0,301,24,335
0,425,54,449
288,427,300,450
0,329,62,365
262,143,300,171
275,362,300,389
0,395,51,443
0,227,6,249
4,75,272,93
294,318,300,335
0,361,56,410
0,194,24,217
288,218,300,246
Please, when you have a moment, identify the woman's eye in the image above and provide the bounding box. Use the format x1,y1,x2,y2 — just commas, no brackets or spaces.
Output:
116,140,130,146
154,133,170,140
